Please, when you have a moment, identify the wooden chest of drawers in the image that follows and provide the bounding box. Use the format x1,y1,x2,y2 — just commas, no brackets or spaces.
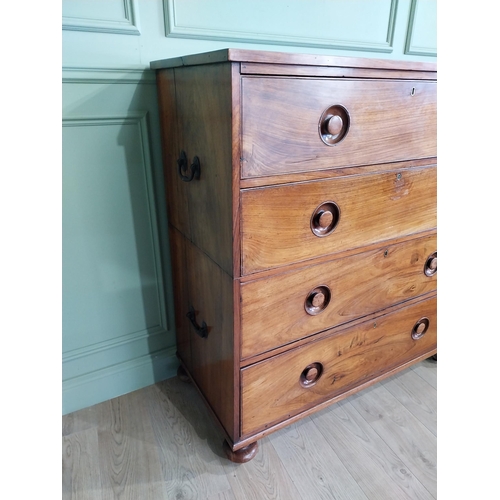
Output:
152,49,437,463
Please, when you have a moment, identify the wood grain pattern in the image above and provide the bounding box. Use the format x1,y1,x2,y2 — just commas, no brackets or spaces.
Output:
151,48,438,72
156,69,191,238
239,230,437,285
241,77,436,178
241,166,436,274
224,437,303,500
241,233,437,359
62,361,436,499
154,50,437,462
173,63,234,276
349,385,437,496
207,491,238,500
270,419,369,500
169,226,191,367
239,157,436,189
230,62,244,435
235,350,435,450
185,238,237,441
240,291,435,369
62,428,103,500
62,406,100,437
411,357,437,390
146,381,231,499
311,399,435,500
96,390,168,500
241,296,436,436
241,63,437,80
231,62,242,279
382,366,437,436
159,62,240,442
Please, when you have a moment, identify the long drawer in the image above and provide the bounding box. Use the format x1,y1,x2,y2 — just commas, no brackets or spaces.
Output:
241,295,437,436
241,77,436,178
241,165,436,275
240,234,437,359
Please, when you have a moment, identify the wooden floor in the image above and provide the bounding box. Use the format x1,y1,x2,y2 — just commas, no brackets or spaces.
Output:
62,358,437,500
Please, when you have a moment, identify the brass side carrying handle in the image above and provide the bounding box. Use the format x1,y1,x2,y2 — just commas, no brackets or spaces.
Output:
186,306,208,338
177,150,201,182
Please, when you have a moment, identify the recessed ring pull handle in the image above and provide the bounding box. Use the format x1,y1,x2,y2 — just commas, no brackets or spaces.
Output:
411,317,429,340
311,201,340,237
305,285,331,315
319,105,350,145
299,362,323,387
424,252,437,277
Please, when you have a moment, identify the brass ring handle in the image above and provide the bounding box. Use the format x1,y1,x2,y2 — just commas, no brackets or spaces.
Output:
311,202,340,237
305,285,331,315
299,362,323,387
424,252,437,277
319,105,350,146
411,317,429,340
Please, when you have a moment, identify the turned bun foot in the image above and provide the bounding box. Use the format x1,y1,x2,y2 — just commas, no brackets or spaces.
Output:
223,440,258,463
177,365,191,383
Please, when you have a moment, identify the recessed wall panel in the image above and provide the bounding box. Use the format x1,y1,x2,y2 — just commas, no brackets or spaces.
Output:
165,0,398,52
62,116,165,352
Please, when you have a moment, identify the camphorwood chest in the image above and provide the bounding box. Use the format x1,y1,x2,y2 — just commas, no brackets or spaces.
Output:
152,49,437,463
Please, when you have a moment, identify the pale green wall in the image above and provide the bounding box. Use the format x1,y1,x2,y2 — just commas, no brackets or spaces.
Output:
62,0,437,414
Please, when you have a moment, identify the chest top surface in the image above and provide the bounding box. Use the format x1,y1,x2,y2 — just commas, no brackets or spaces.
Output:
150,48,437,73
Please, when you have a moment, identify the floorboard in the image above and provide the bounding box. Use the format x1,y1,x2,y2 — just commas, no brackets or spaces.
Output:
310,398,434,500
270,418,369,500
349,384,437,497
62,360,437,499
382,368,437,436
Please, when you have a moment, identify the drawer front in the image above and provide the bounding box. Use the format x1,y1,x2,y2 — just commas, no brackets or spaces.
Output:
241,166,436,275
241,77,436,178
241,234,437,360
241,296,437,436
